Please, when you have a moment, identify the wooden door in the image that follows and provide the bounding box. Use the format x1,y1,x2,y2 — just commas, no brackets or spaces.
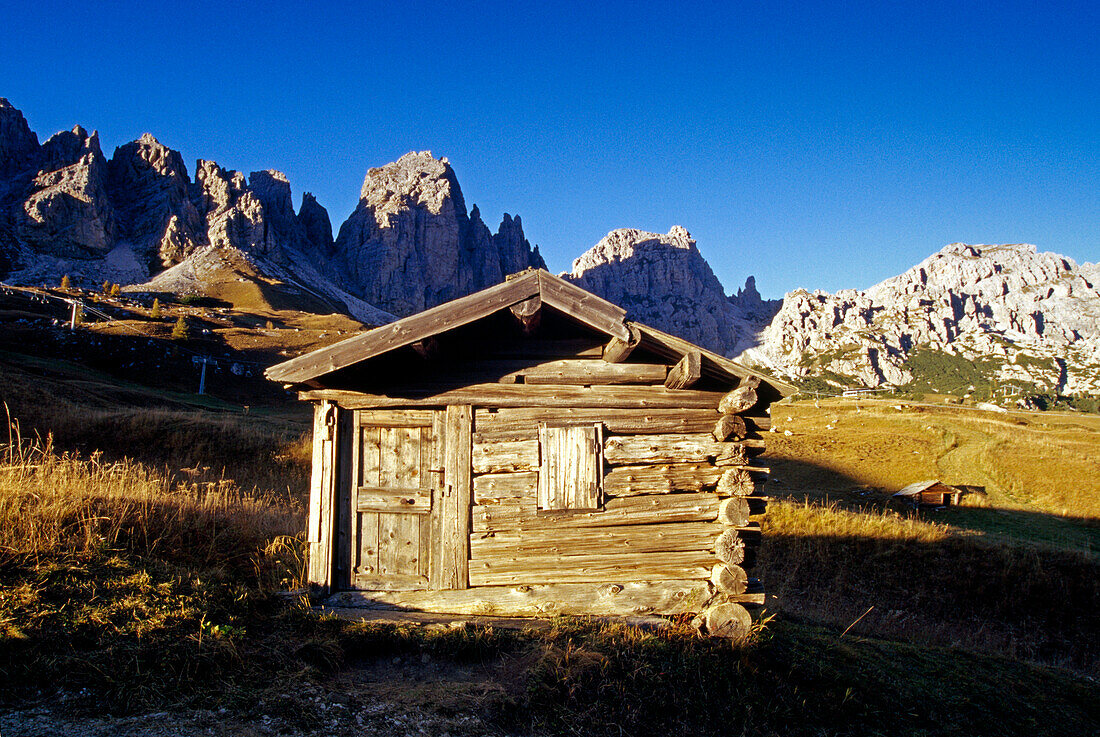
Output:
348,406,472,592
350,410,440,590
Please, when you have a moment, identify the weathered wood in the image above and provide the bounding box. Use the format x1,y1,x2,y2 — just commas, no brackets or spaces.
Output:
509,294,541,334
473,471,537,503
536,270,631,342
602,324,641,363
664,351,701,390
300,384,728,410
712,414,748,441
440,405,473,590
714,528,746,565
710,563,748,595
355,409,435,427
602,463,722,496
604,434,749,466
717,496,751,527
499,359,667,386
716,468,757,497
357,485,432,514
703,602,753,638
472,438,539,473
336,406,354,590
326,580,715,616
470,521,721,557
428,412,448,589
473,492,721,532
354,573,429,591
537,424,601,510
474,407,720,440
469,550,714,586
268,270,541,383
307,401,339,592
718,385,759,414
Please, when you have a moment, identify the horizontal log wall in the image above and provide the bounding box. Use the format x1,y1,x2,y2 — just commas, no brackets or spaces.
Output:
460,361,769,615
339,349,771,619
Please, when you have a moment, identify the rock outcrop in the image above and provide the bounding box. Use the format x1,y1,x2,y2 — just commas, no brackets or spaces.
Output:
743,243,1100,394
332,151,544,316
567,226,779,356
0,103,543,326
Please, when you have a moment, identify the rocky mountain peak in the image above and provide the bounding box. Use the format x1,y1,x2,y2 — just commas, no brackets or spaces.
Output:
0,98,39,179
332,150,543,316
298,192,334,255
743,243,1100,395
567,227,776,356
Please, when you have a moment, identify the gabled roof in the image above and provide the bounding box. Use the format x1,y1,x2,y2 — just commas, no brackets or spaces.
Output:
265,269,794,395
894,480,952,497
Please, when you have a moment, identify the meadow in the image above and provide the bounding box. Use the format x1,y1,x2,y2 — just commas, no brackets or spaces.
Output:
0,339,1098,735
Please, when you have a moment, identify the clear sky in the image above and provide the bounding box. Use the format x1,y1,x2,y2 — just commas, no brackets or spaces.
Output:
2,0,1096,298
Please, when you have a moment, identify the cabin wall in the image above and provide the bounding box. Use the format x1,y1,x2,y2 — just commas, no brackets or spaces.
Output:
313,346,773,622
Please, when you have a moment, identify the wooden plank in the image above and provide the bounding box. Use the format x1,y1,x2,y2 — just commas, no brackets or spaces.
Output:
473,471,537,503
359,424,381,486
469,550,714,586
428,411,448,590
498,359,667,386
300,384,727,409
354,573,429,592
537,270,631,341
306,401,339,592
306,404,327,545
355,409,435,427
664,351,701,389
336,406,355,590
470,521,720,557
472,438,539,474
602,463,723,495
266,270,541,383
357,486,432,514
474,407,720,440
440,405,473,590
473,492,721,532
327,579,715,616
604,433,749,465
358,511,380,576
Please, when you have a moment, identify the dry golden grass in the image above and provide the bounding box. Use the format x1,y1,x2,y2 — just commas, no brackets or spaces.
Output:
0,416,304,580
769,399,1100,519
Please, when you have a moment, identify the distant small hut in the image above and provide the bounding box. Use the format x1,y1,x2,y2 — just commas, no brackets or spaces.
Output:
893,480,978,507
266,269,793,635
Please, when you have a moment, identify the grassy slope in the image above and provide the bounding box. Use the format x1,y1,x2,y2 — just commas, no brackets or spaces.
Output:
0,310,1097,734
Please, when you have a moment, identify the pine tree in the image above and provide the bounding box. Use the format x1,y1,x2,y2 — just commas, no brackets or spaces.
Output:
60,274,72,290
150,298,162,319
102,280,111,294
110,283,121,297
171,316,189,340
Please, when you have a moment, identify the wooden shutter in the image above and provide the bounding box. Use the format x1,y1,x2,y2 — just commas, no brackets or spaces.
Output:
537,424,602,511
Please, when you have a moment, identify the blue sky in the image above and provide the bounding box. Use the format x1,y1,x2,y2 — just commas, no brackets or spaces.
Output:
3,1,1096,298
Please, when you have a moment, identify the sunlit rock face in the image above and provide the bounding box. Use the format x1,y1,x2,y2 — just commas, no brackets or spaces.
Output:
331,151,545,316
744,244,1100,394
567,226,779,357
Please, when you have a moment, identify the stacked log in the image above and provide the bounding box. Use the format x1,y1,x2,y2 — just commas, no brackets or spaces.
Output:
697,377,765,639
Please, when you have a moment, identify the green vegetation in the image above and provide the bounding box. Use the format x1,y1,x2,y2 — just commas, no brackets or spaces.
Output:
150,297,162,319
901,348,1000,399
171,315,190,340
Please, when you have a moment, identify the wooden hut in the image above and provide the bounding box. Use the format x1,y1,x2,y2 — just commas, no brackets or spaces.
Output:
893,480,966,507
265,269,793,634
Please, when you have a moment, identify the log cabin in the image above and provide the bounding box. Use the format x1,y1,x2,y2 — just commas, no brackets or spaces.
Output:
265,269,794,636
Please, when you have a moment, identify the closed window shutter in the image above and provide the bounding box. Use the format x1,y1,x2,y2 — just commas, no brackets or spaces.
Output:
538,424,602,511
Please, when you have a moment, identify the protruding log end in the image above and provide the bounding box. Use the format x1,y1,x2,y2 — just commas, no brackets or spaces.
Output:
714,528,746,565
717,496,751,527
702,602,753,638
712,413,748,441
710,562,748,595
718,385,758,415
716,468,755,497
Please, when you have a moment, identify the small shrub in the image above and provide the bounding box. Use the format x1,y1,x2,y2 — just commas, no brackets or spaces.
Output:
60,274,71,290
102,280,111,294
110,283,121,297
150,298,162,319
